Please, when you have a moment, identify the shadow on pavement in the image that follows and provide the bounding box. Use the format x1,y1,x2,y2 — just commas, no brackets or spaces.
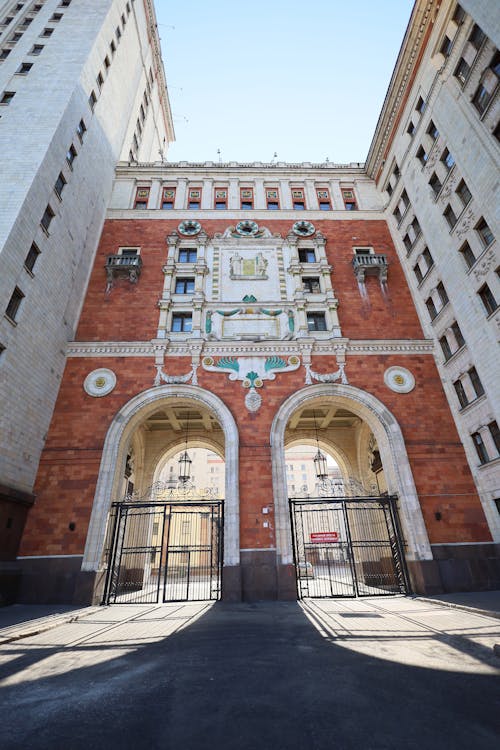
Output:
0,601,499,750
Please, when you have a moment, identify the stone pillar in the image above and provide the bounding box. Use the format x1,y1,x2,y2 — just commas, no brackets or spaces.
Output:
201,178,213,209
175,178,188,209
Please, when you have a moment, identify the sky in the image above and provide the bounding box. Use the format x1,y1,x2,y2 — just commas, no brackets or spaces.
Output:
155,1,414,165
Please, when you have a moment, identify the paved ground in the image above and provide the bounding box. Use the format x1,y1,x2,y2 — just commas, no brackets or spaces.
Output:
0,596,499,750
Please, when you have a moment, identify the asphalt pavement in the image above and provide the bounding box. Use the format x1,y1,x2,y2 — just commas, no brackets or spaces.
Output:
0,595,499,750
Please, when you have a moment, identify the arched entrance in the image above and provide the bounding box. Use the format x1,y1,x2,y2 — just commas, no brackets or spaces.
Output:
81,385,240,604
271,384,433,598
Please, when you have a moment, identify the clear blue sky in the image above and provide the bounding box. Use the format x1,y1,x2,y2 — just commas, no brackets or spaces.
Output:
155,1,414,164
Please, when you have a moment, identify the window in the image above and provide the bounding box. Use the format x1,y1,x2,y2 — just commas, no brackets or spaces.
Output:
468,24,486,50
171,313,192,332
441,148,455,171
407,121,416,136
110,40,116,56
116,26,121,42
161,188,175,209
453,379,468,408
473,83,492,115
478,283,498,315
30,44,44,55
403,234,412,252
188,188,201,209
214,188,227,209
16,62,32,75
175,278,195,294
121,13,126,28
459,241,476,268
298,248,316,263
341,188,357,210
439,335,452,360
316,189,331,210
178,248,197,263
444,205,458,229
471,431,489,464
0,91,15,105
302,277,321,293
88,90,97,110
24,243,40,273
452,4,465,24
66,144,77,168
416,96,425,114
40,28,54,37
416,146,428,165
489,421,500,455
468,367,484,398
240,188,253,209
476,218,494,247
11,32,24,42
40,204,54,232
54,172,66,198
96,71,104,90
5,287,24,322
266,188,279,210
134,187,149,209
436,281,449,307
427,120,439,140
454,57,470,85
456,180,472,207
411,217,421,238
76,118,86,142
426,296,438,320
451,321,465,349
440,35,453,57
307,312,327,332
140,104,145,122
413,264,423,284
422,247,433,269
60,0,72,6
51,13,63,21
0,50,11,60
104,55,110,71
292,188,305,210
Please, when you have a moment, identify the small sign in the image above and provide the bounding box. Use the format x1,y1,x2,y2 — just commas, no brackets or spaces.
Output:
310,532,339,544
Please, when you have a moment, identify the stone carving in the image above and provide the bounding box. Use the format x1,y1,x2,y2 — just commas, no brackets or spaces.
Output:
229,251,269,279
83,368,117,397
455,207,476,240
473,249,496,280
292,220,315,236
304,363,348,385
153,365,198,386
202,355,300,411
178,220,201,236
383,366,415,393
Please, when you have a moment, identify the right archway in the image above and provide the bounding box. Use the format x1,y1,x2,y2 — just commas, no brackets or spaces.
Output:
270,384,433,589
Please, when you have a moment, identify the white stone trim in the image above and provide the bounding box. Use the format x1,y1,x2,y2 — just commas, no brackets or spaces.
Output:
67,339,435,358
81,385,240,572
270,383,432,565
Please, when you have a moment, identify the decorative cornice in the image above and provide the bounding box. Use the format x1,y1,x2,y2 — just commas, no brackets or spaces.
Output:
67,339,434,358
141,0,175,142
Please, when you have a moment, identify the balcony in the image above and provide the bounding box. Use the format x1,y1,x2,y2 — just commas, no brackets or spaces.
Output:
105,254,142,286
352,254,388,283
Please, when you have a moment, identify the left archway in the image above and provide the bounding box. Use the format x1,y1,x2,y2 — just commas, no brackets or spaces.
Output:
81,385,240,602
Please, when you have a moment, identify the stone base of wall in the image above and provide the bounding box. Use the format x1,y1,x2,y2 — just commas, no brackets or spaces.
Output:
408,543,500,594
16,556,83,604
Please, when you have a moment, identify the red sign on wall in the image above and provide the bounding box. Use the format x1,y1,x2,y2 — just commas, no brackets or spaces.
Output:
310,532,339,544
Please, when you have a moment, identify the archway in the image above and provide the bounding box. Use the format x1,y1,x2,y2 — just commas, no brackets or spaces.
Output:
81,385,240,602
271,384,432,595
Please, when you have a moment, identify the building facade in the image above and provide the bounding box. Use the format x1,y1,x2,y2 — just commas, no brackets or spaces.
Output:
0,0,174,599
1,0,499,604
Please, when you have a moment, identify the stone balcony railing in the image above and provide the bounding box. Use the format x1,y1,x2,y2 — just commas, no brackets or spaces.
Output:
352,254,388,283
105,254,143,285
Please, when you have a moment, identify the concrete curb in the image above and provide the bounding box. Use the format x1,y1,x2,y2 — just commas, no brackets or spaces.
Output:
0,606,101,645
413,595,500,621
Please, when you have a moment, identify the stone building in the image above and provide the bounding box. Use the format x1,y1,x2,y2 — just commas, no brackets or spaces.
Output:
0,0,174,599
1,0,499,604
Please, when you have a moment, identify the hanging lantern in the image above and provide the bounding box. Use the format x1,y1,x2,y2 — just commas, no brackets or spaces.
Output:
178,450,192,483
313,448,328,481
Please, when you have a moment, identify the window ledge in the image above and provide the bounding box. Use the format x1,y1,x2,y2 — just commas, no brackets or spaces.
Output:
442,343,466,366
458,393,487,414
430,301,449,325
478,455,500,470
417,265,435,288
4,314,17,327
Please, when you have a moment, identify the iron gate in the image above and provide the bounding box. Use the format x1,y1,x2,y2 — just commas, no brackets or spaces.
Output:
290,496,410,599
102,500,223,604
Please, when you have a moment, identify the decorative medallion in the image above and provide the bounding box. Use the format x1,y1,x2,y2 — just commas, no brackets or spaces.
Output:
178,220,201,236
384,366,415,393
202,355,301,411
292,220,315,237
84,368,116,397
235,220,259,237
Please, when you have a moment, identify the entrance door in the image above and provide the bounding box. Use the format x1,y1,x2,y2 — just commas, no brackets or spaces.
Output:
289,496,409,599
102,500,223,604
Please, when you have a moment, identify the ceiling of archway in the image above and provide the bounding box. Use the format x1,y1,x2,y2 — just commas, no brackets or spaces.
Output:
286,406,361,433
142,406,223,434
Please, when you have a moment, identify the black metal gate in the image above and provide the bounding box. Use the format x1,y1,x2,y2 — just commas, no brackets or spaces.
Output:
102,500,223,604
289,496,410,599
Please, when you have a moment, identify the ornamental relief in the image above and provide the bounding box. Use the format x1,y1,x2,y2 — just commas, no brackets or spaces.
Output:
473,248,496,280
455,207,476,241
